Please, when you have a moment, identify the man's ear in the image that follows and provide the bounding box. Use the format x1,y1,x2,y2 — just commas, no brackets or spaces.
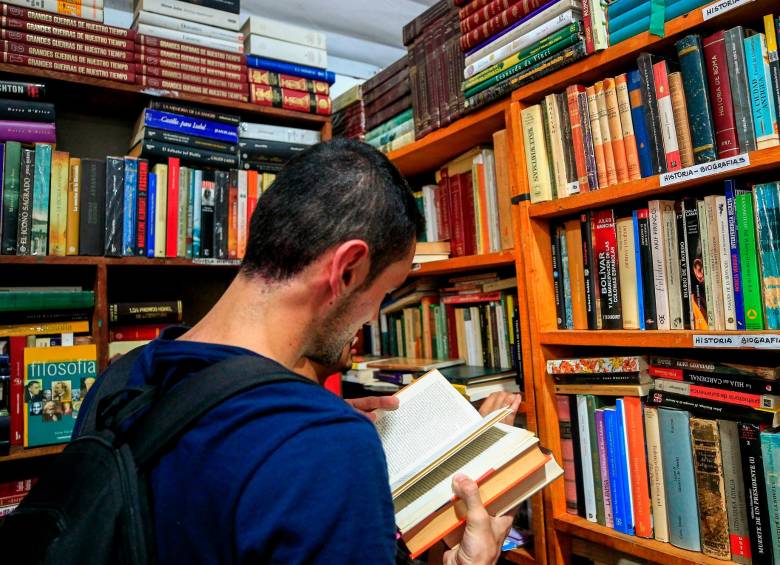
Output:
329,240,370,298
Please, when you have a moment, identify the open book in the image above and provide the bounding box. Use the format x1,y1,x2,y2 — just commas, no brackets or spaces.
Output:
374,370,562,557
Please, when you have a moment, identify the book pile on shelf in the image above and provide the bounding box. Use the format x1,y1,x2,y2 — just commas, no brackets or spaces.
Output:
5,0,103,22
133,0,247,101
403,1,464,138
0,79,54,147
238,118,320,172
0,3,136,83
607,0,714,46
551,354,780,562
548,179,780,332
108,299,181,356
429,137,514,258
521,18,780,203
362,56,413,153
412,240,451,264
242,15,331,115
460,0,590,112
0,287,95,450
0,479,34,515
331,84,365,141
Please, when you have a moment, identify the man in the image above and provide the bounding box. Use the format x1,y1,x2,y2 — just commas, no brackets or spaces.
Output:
77,139,512,564
24,380,44,403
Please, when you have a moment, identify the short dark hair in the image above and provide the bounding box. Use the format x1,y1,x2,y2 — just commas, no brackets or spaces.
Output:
242,138,425,283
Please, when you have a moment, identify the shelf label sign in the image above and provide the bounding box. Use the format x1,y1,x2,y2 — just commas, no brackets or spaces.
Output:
693,334,780,349
660,153,750,186
702,0,755,20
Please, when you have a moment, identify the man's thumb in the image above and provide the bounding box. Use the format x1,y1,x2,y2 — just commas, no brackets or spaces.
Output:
452,474,490,530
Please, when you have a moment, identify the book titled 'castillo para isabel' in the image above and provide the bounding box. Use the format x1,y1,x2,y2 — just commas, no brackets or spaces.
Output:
23,344,97,447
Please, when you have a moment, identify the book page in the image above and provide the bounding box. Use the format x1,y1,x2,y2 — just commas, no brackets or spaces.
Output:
375,370,480,488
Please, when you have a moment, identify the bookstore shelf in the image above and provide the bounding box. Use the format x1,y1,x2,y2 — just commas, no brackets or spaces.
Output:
527,145,780,219
0,445,65,463
0,256,242,268
555,515,736,565
505,547,536,565
511,0,780,104
387,99,509,177
408,250,516,277
539,329,780,348
0,63,330,130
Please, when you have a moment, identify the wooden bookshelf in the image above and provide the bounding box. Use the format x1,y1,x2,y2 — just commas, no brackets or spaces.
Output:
0,256,242,268
540,329,780,348
0,445,65,463
505,546,536,565
409,250,515,277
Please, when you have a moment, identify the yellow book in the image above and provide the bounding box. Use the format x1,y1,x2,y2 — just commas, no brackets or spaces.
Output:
0,320,89,338
153,163,168,258
65,157,81,255
595,81,618,186
668,72,695,168
615,216,640,329
615,74,642,180
47,150,69,256
603,78,629,184
520,105,553,203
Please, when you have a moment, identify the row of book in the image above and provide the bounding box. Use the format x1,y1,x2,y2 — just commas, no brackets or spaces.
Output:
551,354,780,562
521,20,780,203
360,56,414,153
550,180,780,332
608,0,721,46
331,84,365,141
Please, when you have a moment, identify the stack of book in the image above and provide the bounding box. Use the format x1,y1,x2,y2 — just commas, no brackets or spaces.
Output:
0,79,55,148
549,180,780,332
0,287,96,449
430,138,514,258
362,56,413,153
108,299,182,356
0,3,136,83
412,240,451,264
521,19,780,203
607,0,713,45
242,15,331,115
6,0,102,22
238,119,320,172
551,354,780,562
331,84,365,141
0,479,34,516
133,0,246,102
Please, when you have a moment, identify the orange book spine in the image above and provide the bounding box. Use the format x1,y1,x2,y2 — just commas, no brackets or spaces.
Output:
565,85,590,192
475,160,489,254
595,81,617,186
246,170,259,227
603,77,629,184
668,71,695,168
615,73,642,180
624,397,652,537
564,219,588,329
65,157,80,255
586,85,608,189
228,172,238,259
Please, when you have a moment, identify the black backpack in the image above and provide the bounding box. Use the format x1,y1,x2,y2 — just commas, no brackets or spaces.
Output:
0,349,314,565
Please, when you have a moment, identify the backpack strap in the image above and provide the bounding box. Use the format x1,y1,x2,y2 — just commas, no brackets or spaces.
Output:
122,355,315,469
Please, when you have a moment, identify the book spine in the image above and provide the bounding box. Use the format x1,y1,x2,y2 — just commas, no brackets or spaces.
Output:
586,396,606,523
633,211,647,329
668,72,695,168
136,9,241,41
0,51,134,84
247,69,329,95
0,14,132,49
152,164,166,258
109,324,166,341
236,170,247,259
648,201,670,330
0,29,133,61
614,74,641,181
556,91,580,193
15,147,33,255
577,397,598,521
77,158,105,255
212,169,227,259
245,55,334,84
595,408,614,527
108,301,182,324
3,39,133,71
604,408,628,533
616,217,639,329
244,33,324,67
570,396,587,518
636,208,657,329
142,109,239,144
615,401,635,535
227,171,237,259
649,365,780,395
586,85,608,188
137,23,242,54
551,225,565,329
637,53,665,175
580,211,600,329
137,65,246,92
539,102,559,201
9,336,24,445
745,34,780,150
739,423,773,562
724,27,757,154
249,85,331,116
592,209,622,329
520,105,553,203
104,156,124,256
177,166,189,258
137,33,244,64
676,35,718,163
0,97,54,122
753,183,780,329
703,31,741,159
652,60,681,171
675,200,693,329
699,200,719,329
137,141,238,168
624,397,651,537
65,157,79,255
165,157,179,258
649,390,778,426
135,159,148,257
683,199,708,329
566,85,589,191
578,90,599,192
596,81,618,186
626,70,654,178
30,143,50,256
191,169,201,257
735,189,765,329
654,378,779,410
0,116,54,143
661,201,684,330
715,195,737,330
767,15,780,134
644,406,669,542
718,420,753,564
47,150,68,256
460,0,549,51
557,395,579,514
0,3,132,37
144,127,236,154
604,78,628,183
122,158,137,256
199,173,214,257
760,428,780,560
136,0,239,30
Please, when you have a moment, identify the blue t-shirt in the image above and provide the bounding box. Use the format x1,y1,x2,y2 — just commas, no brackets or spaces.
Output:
76,327,396,564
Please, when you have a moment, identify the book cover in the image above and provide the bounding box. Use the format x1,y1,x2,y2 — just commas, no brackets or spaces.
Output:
586,85,608,189
753,183,780,329
77,158,105,256
580,211,600,329
1,141,21,254
724,26,758,154
635,208,657,329
683,198,708,329
675,34,718,163
648,201,670,330
16,147,34,255
23,344,97,447
715,195,737,330
744,33,780,149
152,163,167,258
65,157,79,256
615,73,641,180
145,172,156,258
735,188,765,329
703,31,741,158
760,427,780,561
199,171,215,258
652,60,682,171
615,216,639,329
122,158,138,256
626,70,654,178
47,150,68,257
103,156,125,257
603,77,629,184
135,159,148,257
674,200,693,329
740,423,773,562
165,157,179,258
30,142,50,256
719,420,753,564
592,209,622,329
668,71,694,168
643,406,669,542
637,52,665,175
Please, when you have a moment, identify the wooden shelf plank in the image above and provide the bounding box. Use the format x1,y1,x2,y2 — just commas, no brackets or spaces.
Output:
555,515,734,565
527,145,780,219
0,63,329,129
388,100,509,177
0,445,64,463
0,256,242,268
409,250,515,277
512,0,779,104
504,546,535,565
540,329,780,349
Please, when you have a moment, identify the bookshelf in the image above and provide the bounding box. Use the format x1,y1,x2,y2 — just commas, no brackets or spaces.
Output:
508,0,780,563
409,250,516,277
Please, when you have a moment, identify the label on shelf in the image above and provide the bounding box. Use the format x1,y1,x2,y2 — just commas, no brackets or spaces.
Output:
702,0,755,20
191,258,241,266
693,333,780,349
659,153,750,186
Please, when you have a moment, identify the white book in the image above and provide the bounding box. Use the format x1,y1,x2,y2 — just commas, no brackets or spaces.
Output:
135,22,243,53
644,407,669,543
704,196,726,330
134,0,240,31
588,0,608,50
154,166,167,258
661,201,684,330
464,0,582,67
698,200,716,328
470,306,483,366
715,195,737,330
648,200,670,330
464,9,579,79
237,170,248,259
242,15,326,50
5,0,103,18
577,395,598,523
244,34,327,69
615,216,640,330
493,303,510,369
482,148,501,253
177,167,188,258
239,122,321,145
421,184,439,242
134,10,244,43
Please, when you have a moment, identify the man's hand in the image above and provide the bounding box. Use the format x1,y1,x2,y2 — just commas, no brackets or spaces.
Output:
345,396,399,422
443,475,514,565
478,392,522,425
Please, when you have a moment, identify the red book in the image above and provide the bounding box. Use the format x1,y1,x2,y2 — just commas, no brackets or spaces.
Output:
246,170,259,226
0,51,135,83
458,171,478,256
142,58,245,82
0,3,135,39
591,209,622,329
135,64,246,91
134,49,244,73
165,157,180,258
0,15,134,50
2,39,133,71
623,397,652,538
580,0,595,54
436,173,451,242
441,291,502,304
0,479,34,498
228,171,238,259
249,84,331,115
9,336,24,447
0,32,134,62
445,303,459,359
460,0,547,51
652,61,682,171
137,76,248,102
447,169,466,257
247,68,329,95
135,159,148,256
136,34,246,65
566,85,590,192
703,31,740,158
460,0,513,25
109,324,167,341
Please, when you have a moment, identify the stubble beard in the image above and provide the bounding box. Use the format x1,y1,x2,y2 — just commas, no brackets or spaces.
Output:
305,291,361,368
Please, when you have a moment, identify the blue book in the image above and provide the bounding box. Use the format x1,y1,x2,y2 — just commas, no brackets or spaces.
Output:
609,0,710,45
606,0,647,21
760,427,780,561
676,34,718,163
753,182,780,329
744,33,780,149
142,109,239,144
560,227,573,329
145,172,156,258
632,210,646,330
724,180,746,330
0,143,4,238
626,71,654,178
246,55,336,85
659,408,701,552
604,408,630,534
122,158,138,256
615,400,635,535
30,143,51,256
192,169,203,257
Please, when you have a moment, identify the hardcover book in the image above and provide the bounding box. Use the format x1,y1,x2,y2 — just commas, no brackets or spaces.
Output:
104,156,125,256
675,35,718,163
744,33,780,149
718,420,752,564
703,31,740,159
724,26,757,154
739,423,773,562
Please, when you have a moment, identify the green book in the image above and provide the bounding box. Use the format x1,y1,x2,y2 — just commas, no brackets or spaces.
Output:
31,143,52,256
364,108,414,141
586,395,606,526
753,183,780,329
1,141,22,254
0,290,95,312
735,188,765,329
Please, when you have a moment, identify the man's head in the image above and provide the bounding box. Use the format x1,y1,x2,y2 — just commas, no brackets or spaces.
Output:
241,139,424,365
